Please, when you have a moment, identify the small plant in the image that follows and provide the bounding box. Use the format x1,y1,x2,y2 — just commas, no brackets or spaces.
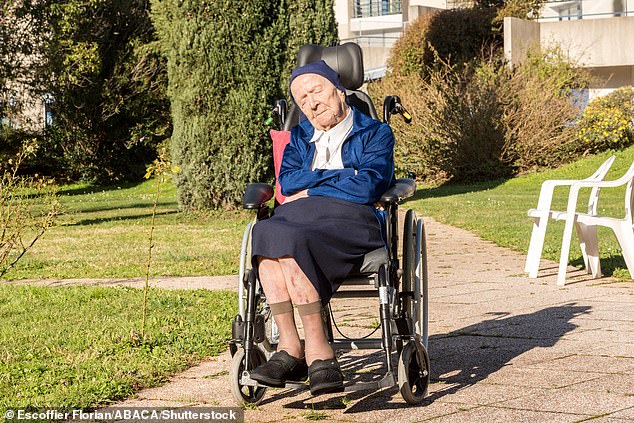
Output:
575,87,634,152
300,408,329,421
0,140,59,277
140,145,180,339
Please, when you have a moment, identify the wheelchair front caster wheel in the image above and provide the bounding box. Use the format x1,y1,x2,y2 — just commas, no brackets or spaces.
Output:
229,348,267,406
397,339,430,404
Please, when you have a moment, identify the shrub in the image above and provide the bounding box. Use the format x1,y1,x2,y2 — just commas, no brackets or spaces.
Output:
371,57,508,182
39,0,171,183
1,141,60,278
500,47,592,171
388,7,498,79
152,0,338,209
370,46,591,182
574,87,634,152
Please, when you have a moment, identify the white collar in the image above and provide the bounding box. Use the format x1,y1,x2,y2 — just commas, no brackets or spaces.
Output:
309,107,353,143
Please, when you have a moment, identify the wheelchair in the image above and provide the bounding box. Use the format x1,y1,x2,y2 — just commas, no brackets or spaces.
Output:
228,42,430,406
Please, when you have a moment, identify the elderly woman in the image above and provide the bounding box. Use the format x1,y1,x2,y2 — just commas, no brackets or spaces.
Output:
249,60,395,395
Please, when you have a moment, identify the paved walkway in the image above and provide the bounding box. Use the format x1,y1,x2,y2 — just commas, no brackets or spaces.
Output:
30,218,634,422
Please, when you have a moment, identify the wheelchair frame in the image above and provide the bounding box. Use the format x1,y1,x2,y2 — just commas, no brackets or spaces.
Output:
228,49,430,405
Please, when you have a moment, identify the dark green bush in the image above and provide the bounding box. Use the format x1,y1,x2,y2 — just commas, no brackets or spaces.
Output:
32,0,172,183
152,0,338,209
388,7,498,79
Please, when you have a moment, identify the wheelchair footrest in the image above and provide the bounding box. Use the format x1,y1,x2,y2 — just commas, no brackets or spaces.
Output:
343,371,396,392
331,339,383,350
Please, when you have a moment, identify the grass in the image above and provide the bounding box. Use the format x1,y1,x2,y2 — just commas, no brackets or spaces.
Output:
406,146,634,279
0,285,237,412
2,180,252,281
5,145,634,283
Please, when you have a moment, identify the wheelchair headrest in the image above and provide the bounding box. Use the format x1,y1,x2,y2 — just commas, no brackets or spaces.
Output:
296,43,364,91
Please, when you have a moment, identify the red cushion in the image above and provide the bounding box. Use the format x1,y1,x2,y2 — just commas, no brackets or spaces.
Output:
270,129,291,204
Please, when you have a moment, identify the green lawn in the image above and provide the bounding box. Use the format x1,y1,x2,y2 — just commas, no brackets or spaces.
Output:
5,146,634,281
406,146,634,279
0,285,237,412
3,180,252,281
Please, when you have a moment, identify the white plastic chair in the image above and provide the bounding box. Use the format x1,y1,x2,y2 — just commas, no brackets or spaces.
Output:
525,155,616,279
556,160,634,285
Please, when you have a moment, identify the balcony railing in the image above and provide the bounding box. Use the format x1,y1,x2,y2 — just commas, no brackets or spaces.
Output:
353,0,402,18
539,0,633,21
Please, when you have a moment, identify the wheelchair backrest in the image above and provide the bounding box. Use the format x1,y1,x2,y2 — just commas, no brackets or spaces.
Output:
282,43,378,131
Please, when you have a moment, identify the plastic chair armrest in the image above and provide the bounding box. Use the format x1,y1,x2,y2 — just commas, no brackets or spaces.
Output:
380,178,416,203
243,183,274,209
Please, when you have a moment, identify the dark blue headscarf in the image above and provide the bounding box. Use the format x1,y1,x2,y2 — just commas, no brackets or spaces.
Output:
289,60,346,94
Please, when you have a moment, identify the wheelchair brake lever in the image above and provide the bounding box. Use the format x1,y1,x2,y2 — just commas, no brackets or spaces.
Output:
396,103,412,124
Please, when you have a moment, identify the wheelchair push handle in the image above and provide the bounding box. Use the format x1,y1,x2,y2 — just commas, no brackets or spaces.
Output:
383,95,412,125
266,99,287,129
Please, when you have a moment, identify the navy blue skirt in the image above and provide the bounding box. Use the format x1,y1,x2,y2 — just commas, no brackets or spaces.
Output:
251,196,384,305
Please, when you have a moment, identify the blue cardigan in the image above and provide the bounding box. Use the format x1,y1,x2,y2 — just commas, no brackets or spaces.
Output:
279,107,395,205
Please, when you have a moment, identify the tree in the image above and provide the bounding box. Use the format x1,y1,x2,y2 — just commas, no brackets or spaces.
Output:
41,0,171,181
151,0,338,209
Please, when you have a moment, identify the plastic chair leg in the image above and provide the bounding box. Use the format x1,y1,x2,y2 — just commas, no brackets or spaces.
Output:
557,214,578,286
525,214,549,278
576,222,601,278
613,223,634,279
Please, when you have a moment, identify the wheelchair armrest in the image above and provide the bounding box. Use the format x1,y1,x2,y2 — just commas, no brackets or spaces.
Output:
380,178,416,203
243,183,274,209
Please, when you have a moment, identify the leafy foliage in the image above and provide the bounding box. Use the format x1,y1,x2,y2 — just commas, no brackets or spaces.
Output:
388,7,498,79
575,87,634,152
1,0,171,182
372,41,591,182
42,0,171,182
151,0,338,209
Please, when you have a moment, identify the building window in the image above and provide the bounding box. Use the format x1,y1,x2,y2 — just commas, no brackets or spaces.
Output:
354,0,402,18
557,1,582,20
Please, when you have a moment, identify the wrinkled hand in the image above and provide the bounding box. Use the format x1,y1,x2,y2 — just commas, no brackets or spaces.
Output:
283,189,309,204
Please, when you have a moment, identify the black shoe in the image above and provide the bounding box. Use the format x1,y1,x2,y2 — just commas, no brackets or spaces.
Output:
250,350,308,388
308,358,344,396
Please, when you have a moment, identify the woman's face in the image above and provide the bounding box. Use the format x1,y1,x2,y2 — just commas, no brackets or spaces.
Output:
290,73,348,131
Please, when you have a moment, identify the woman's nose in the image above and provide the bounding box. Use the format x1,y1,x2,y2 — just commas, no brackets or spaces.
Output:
307,95,319,109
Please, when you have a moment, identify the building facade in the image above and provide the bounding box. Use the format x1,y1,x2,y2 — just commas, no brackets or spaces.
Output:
335,0,634,97
333,0,463,76
505,0,634,99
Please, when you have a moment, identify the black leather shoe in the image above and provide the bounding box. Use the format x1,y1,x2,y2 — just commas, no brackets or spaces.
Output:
250,350,308,388
308,357,344,396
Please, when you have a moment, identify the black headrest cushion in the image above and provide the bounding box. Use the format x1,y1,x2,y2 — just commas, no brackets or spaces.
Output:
296,43,364,91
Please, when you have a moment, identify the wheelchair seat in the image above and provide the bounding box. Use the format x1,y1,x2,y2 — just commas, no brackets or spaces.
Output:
351,247,388,276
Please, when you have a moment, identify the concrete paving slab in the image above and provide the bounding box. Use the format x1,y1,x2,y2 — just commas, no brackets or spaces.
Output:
607,405,634,420
496,388,634,415
567,373,634,395
481,366,606,389
525,354,634,374
425,405,589,423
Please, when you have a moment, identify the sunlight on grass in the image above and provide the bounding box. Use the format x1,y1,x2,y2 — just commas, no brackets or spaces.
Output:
407,147,634,278
2,180,252,280
0,285,237,412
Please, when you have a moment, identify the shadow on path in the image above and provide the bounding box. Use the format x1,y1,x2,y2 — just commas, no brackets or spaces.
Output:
278,303,591,413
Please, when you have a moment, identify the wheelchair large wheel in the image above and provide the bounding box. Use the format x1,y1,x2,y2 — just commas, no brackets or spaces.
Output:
229,348,267,406
397,339,430,405
402,210,421,332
